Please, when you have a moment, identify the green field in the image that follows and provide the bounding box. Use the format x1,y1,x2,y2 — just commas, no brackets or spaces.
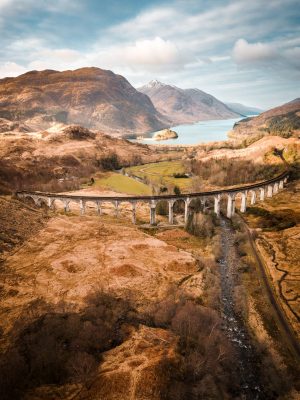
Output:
125,161,193,192
83,172,152,195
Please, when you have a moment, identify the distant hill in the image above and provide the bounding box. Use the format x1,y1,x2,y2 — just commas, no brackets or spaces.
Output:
0,68,169,136
138,80,240,125
225,102,262,116
230,98,300,139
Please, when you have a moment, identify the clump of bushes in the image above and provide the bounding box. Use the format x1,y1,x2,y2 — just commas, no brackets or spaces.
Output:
190,158,283,187
63,125,96,140
149,295,237,399
97,152,121,170
173,173,188,178
186,213,215,238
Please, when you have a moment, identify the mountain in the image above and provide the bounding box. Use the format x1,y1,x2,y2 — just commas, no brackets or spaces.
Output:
138,80,240,125
230,98,300,139
0,68,168,136
225,102,262,116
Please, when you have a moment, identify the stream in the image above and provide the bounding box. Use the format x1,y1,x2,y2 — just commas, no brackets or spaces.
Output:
219,217,266,399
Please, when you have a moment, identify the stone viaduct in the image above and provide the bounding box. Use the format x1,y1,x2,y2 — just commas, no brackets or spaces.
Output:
16,171,289,226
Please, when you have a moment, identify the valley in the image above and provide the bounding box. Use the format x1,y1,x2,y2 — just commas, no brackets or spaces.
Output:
0,67,299,400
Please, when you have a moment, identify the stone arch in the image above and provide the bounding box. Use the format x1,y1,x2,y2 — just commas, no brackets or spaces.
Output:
232,191,248,213
97,200,118,217
22,194,36,207
189,197,206,213
83,200,99,215
51,198,66,211
155,198,169,218
247,189,258,206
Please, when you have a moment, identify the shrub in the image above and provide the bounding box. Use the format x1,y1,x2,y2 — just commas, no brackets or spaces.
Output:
97,153,121,170
186,213,215,238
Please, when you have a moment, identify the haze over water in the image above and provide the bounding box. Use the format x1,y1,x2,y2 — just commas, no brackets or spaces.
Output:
136,117,244,145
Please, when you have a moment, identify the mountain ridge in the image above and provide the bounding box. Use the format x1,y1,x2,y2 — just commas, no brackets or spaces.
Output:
138,80,240,125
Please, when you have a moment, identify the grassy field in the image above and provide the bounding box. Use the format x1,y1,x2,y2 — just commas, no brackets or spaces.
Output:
126,161,193,192
84,172,152,195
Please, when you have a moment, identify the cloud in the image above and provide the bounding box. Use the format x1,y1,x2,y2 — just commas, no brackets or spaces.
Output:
0,61,27,78
232,38,300,71
232,39,278,64
96,37,187,71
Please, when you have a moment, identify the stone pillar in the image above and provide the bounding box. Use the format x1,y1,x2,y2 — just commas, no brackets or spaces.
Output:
47,198,53,209
273,182,279,194
201,197,207,212
214,195,221,216
279,180,284,189
132,202,137,224
64,199,70,213
259,187,265,201
184,198,191,224
115,201,119,217
168,200,174,225
150,201,156,225
284,177,288,183
267,185,273,198
240,192,247,213
80,199,85,215
250,191,256,205
227,194,235,218
232,197,236,216
96,201,102,215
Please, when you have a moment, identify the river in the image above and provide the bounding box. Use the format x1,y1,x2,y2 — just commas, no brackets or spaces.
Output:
219,217,267,399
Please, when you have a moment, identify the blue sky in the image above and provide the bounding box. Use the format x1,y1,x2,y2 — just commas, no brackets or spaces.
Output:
0,0,299,108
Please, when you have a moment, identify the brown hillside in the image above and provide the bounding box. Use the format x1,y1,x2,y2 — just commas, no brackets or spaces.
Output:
0,68,168,136
231,98,300,139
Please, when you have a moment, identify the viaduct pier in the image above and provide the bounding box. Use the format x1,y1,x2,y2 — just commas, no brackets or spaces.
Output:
16,171,289,225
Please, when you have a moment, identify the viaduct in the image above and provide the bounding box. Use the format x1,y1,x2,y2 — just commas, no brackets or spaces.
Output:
16,171,289,225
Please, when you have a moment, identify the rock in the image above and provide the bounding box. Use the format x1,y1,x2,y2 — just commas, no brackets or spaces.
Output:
153,129,178,141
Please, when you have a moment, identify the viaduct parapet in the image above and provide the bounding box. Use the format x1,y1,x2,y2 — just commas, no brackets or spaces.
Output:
16,171,289,225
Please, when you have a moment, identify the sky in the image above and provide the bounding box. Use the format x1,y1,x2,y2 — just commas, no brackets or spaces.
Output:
0,0,299,109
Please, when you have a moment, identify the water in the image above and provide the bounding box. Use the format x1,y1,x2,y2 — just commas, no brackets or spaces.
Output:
219,217,266,399
135,117,243,145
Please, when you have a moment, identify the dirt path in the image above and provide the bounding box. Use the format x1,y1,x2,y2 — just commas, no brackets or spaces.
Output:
219,217,266,399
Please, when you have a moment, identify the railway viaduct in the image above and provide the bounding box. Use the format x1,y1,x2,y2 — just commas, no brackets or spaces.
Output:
16,171,289,225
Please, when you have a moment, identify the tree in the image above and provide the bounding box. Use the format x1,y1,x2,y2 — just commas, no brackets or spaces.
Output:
174,185,181,195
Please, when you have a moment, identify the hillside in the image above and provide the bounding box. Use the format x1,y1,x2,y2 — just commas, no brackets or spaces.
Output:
226,102,262,116
0,125,160,193
138,80,240,125
0,68,168,136
230,98,300,139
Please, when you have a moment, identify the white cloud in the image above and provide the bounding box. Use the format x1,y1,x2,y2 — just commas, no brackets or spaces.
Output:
232,38,278,64
109,37,184,69
0,61,26,78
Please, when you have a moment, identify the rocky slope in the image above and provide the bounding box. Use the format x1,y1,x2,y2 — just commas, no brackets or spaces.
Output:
0,68,168,136
138,80,240,125
230,98,300,139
